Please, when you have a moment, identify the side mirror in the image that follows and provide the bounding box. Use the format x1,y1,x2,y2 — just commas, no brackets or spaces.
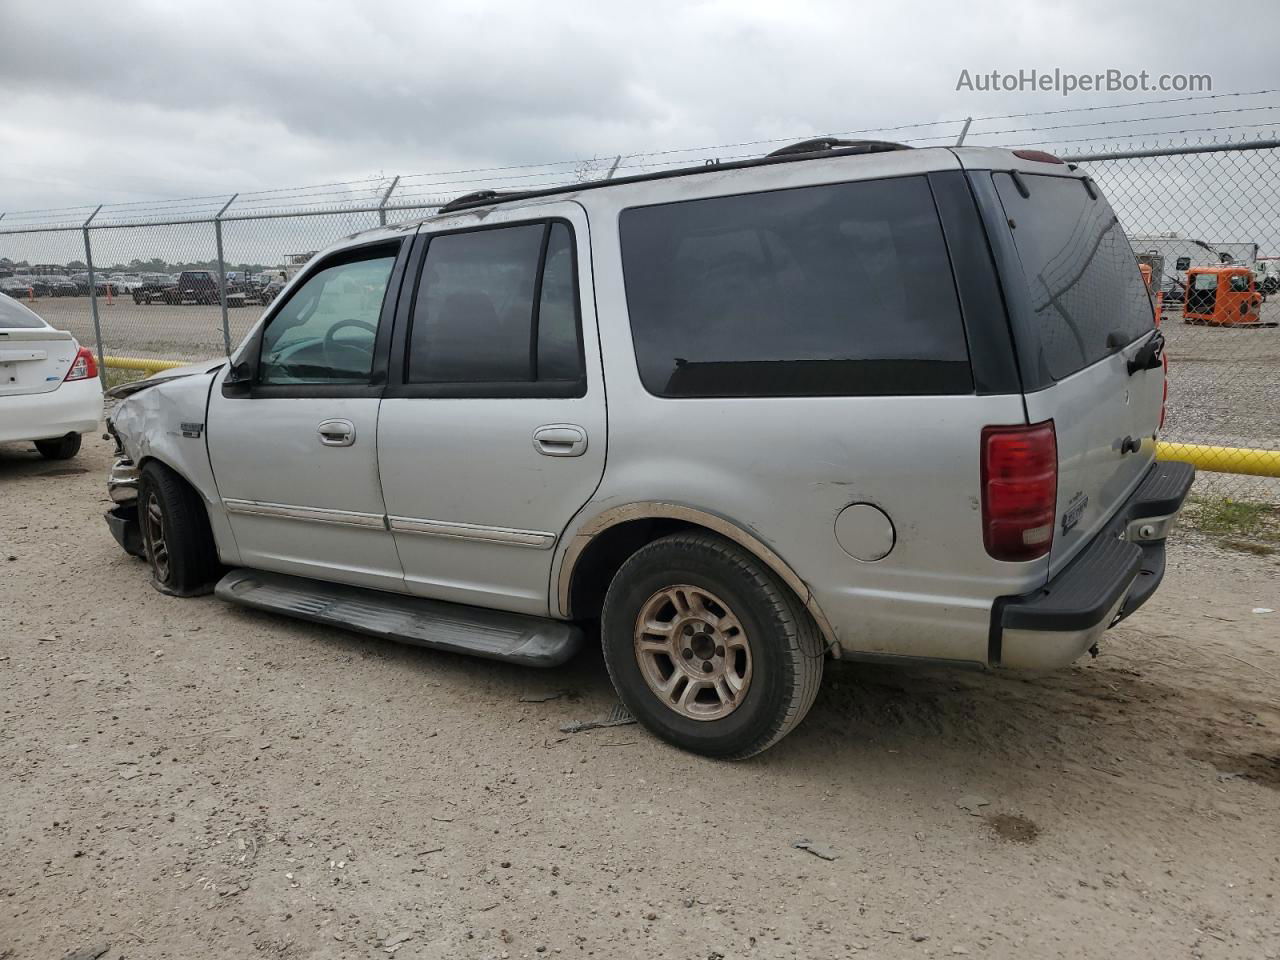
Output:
221,343,257,397
221,361,252,398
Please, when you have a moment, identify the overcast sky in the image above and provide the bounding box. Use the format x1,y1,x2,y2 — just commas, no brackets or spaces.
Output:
2,0,1278,218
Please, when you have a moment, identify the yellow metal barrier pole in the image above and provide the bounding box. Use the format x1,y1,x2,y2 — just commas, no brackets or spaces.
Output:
1158,441,1280,478
102,355,189,374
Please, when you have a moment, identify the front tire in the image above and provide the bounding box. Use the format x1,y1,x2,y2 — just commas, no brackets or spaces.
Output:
601,531,824,759
35,433,81,460
137,462,220,595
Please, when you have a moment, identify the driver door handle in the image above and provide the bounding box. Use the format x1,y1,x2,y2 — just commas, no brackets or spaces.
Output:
317,419,356,447
533,424,587,457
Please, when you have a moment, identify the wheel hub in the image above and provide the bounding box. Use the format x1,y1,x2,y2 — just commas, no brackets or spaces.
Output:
633,585,752,721
143,491,170,583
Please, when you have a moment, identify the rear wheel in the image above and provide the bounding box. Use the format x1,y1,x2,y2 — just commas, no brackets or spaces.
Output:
601,531,824,759
35,433,81,460
137,462,220,595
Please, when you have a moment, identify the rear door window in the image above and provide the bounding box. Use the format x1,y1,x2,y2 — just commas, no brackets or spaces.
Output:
618,176,972,398
404,221,585,394
993,173,1153,381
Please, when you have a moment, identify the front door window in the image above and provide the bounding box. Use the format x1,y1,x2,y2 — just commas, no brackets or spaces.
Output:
259,250,397,385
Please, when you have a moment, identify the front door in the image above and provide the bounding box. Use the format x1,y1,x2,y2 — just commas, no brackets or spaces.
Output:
377,205,606,614
206,240,409,592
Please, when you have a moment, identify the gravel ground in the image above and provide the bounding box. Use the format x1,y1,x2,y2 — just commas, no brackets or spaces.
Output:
18,296,257,362
1,433,1278,960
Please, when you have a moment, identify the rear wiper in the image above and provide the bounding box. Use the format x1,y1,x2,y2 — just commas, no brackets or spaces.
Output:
1122,329,1164,376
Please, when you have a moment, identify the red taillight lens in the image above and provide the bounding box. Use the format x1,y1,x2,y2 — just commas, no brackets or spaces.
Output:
981,421,1057,562
65,346,97,382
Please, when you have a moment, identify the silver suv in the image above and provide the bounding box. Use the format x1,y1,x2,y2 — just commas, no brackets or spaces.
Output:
104,139,1192,758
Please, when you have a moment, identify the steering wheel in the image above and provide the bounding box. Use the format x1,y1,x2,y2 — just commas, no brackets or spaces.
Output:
322,318,377,371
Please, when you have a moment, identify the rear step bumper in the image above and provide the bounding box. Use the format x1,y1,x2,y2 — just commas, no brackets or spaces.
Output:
992,460,1195,669
214,569,583,668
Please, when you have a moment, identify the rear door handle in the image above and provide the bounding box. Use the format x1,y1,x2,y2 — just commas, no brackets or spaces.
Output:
317,419,356,447
533,424,587,457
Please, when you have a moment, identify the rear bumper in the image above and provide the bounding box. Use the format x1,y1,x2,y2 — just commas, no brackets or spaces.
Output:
992,460,1195,669
0,377,102,444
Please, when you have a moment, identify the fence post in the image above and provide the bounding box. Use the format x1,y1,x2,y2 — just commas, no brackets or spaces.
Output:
955,117,973,146
378,176,400,226
214,194,238,357
82,205,105,378
604,155,623,180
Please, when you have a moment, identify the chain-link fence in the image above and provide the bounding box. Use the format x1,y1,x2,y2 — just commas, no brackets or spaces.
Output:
0,179,447,376
2,138,1277,502
1061,140,1280,502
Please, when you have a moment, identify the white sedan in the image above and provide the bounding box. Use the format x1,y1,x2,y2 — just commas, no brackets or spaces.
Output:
0,293,103,459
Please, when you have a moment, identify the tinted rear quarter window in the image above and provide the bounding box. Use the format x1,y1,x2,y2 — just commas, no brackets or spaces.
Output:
619,176,972,398
993,172,1153,381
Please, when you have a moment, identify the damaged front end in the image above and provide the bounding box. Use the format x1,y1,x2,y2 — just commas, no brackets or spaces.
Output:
101,359,224,562
104,420,145,558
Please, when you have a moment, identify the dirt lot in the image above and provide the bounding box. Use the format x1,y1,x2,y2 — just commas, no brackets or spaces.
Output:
21,296,257,362
2,434,1278,960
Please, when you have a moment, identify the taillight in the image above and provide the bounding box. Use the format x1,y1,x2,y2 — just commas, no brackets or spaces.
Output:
65,346,97,382
981,421,1057,562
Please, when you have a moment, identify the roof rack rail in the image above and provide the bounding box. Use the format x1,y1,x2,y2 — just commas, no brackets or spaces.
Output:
422,138,919,218
438,189,520,213
765,138,911,158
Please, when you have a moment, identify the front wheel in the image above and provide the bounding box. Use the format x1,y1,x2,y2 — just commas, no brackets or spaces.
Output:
601,531,824,759
137,462,221,595
35,432,81,460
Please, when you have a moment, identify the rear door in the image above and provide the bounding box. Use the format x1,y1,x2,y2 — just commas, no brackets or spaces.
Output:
0,297,78,397
984,169,1163,573
377,204,606,615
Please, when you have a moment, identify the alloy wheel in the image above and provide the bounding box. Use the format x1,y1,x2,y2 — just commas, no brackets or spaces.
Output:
633,584,752,721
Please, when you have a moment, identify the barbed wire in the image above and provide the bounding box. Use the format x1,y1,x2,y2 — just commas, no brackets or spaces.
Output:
3,91,1280,230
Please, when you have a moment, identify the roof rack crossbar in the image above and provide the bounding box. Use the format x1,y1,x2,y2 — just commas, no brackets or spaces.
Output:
437,189,521,213
765,138,911,158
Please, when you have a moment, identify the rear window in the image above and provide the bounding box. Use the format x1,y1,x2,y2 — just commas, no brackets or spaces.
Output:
619,176,972,398
993,173,1153,381
0,294,48,329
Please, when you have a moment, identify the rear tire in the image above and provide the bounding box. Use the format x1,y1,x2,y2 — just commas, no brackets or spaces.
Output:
35,433,81,460
137,462,221,595
601,531,824,759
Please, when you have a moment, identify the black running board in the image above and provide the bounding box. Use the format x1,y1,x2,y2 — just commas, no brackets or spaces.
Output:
215,569,582,668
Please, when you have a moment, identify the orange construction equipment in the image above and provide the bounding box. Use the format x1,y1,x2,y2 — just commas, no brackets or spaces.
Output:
1183,266,1274,327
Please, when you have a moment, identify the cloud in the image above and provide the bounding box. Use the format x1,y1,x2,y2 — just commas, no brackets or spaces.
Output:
1,0,1277,217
